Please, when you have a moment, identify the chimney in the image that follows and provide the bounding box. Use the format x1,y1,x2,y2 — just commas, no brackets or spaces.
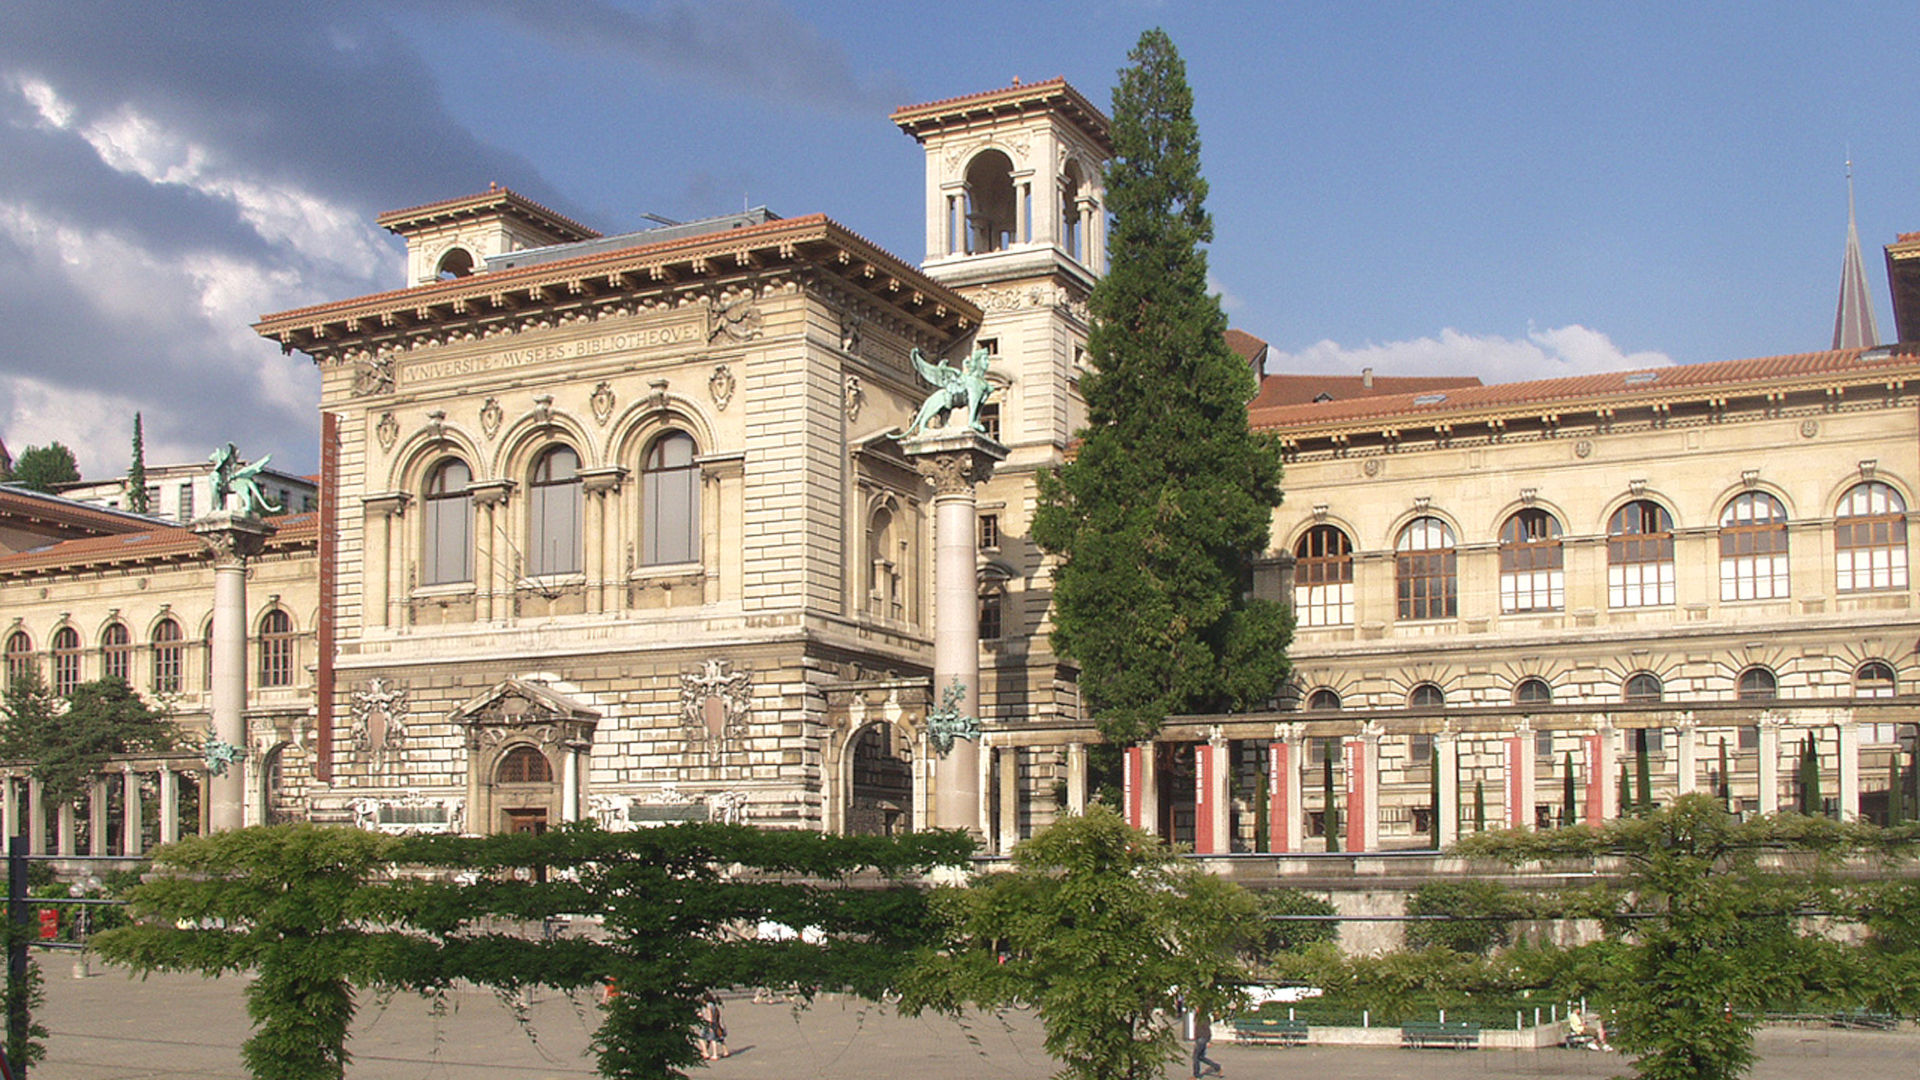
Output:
1887,232,1920,344
1362,367,1374,389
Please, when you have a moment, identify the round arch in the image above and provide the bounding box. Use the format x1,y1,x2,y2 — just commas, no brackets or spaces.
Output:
842,719,914,837
385,423,487,493
605,394,717,468
491,406,599,479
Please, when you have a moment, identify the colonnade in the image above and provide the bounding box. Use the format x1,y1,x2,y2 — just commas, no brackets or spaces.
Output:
1,763,199,857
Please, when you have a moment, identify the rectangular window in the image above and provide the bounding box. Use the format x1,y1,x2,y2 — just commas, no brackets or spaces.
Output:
1501,568,1565,613
1720,526,1789,600
1608,559,1675,608
1410,733,1434,763
154,642,181,695
1397,550,1457,620
1738,725,1760,750
179,482,195,522
1535,729,1554,761
980,513,1000,550
1307,737,1342,766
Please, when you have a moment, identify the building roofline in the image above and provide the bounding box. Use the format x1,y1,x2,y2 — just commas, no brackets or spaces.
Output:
375,185,599,243
0,512,317,578
892,77,1111,151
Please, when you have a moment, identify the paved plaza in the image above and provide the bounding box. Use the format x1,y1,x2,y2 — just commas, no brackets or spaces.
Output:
35,963,1920,1079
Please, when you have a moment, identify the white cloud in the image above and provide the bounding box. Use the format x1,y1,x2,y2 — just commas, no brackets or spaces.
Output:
1208,270,1244,314
1268,325,1674,385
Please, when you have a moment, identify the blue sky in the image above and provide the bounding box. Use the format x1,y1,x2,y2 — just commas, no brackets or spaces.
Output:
1,1,1915,477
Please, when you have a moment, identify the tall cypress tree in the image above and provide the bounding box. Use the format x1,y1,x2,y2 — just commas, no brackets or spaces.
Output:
1560,751,1576,827
1033,28,1291,746
126,412,150,515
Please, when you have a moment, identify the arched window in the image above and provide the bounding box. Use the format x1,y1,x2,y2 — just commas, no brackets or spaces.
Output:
642,432,699,566
1306,688,1341,711
1623,672,1663,704
1514,677,1553,705
258,610,295,688
1835,481,1907,592
151,619,182,694
50,627,81,695
1736,667,1777,701
528,446,582,576
495,745,552,784
435,247,475,279
962,150,1018,254
1396,517,1457,621
1293,525,1354,627
5,632,33,687
1719,492,1789,600
1060,159,1086,261
101,623,132,683
978,580,1005,641
1408,683,1445,708
422,458,472,585
1608,500,1675,608
1855,661,1897,699
1499,509,1564,612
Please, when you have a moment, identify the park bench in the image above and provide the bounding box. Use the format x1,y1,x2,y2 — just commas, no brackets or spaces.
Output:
1400,1020,1481,1049
1228,1016,1309,1045
1830,1010,1900,1030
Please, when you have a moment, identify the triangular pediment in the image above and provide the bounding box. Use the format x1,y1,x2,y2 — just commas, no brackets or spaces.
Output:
450,678,600,729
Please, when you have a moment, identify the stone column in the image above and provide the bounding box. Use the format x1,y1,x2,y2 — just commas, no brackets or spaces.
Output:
88,778,108,855
904,431,1006,835
997,745,1020,853
1282,729,1307,853
580,469,625,615
26,778,45,855
1837,721,1860,821
1344,726,1380,853
1435,729,1460,848
362,495,408,629
561,742,581,823
1757,718,1781,814
1138,743,1161,838
192,511,276,833
1206,731,1231,855
157,769,179,845
121,767,142,856
0,775,14,843
1065,742,1087,815
470,483,512,623
56,802,74,857
1675,719,1699,796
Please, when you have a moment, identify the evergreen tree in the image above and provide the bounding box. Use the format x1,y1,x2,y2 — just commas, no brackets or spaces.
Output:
10,443,79,493
0,675,174,807
1560,750,1576,827
1032,28,1291,746
126,413,150,515
1429,747,1443,847
1635,728,1653,811
1322,746,1338,852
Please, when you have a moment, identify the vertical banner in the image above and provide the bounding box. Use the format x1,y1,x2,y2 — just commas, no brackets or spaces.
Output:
1506,736,1526,828
1584,734,1605,826
1343,738,1368,852
1193,743,1216,854
1268,741,1290,853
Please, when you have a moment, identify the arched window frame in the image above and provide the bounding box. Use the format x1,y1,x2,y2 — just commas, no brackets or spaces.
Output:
258,609,295,689
421,457,473,586
151,619,183,695
1306,688,1342,712
1407,683,1446,708
866,501,904,621
1736,666,1777,701
1514,677,1553,705
527,445,583,577
1623,671,1663,704
1835,481,1908,593
101,623,132,683
1395,517,1457,621
1719,491,1790,601
962,149,1018,254
1608,500,1675,608
495,744,553,784
1499,508,1564,613
641,431,700,567
1855,661,1897,699
1293,525,1354,627
50,626,81,695
5,631,34,687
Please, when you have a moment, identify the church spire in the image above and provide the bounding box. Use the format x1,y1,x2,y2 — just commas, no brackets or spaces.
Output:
1833,158,1881,350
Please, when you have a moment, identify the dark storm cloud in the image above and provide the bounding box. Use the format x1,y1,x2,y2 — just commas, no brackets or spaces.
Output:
409,0,910,114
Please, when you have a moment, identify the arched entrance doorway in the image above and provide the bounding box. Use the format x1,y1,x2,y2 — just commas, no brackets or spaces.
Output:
846,722,913,836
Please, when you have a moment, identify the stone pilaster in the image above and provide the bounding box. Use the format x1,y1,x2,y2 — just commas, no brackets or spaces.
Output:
193,511,277,833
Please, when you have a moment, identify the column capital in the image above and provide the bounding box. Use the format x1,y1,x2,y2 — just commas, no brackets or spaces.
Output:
362,491,413,517
902,431,1008,495
579,466,628,496
468,479,514,507
191,512,277,567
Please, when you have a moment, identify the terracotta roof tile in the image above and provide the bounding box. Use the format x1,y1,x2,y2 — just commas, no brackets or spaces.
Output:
1250,373,1482,410
0,512,317,576
1251,346,1920,432
1225,329,1268,364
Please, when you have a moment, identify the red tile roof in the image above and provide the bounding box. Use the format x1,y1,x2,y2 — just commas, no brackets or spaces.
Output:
1251,373,1482,410
375,185,598,243
1250,346,1920,433
0,513,317,577
1225,329,1268,365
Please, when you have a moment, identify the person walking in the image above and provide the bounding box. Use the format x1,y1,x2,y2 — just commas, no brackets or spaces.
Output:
1191,1005,1223,1077
698,991,729,1060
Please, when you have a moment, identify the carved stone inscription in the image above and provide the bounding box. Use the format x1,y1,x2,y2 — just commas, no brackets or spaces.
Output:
399,310,706,386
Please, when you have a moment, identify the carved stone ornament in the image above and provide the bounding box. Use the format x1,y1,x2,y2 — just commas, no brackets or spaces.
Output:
708,292,763,342
591,381,616,425
480,397,503,440
844,375,864,421
1800,419,1819,439
192,513,275,567
350,677,410,767
351,792,464,836
450,677,600,752
709,364,736,411
351,352,395,397
1574,439,1593,458
839,310,863,355
680,659,753,765
1363,458,1381,477
375,411,400,452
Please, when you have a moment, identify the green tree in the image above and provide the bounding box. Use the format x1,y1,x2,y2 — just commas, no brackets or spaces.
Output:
1560,750,1576,827
0,676,174,808
1458,794,1920,1080
1252,887,1338,957
899,807,1257,1080
1031,28,1291,746
1635,729,1653,810
1799,734,1822,815
126,413,150,515
1403,880,1520,954
9,443,79,493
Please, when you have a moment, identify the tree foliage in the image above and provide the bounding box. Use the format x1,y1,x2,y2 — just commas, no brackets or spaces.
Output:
1031,28,1290,745
0,675,174,807
95,822,973,1080
1457,794,1920,1080
1403,879,1521,955
9,443,79,493
898,807,1257,1080
1251,887,1338,958
127,413,149,515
